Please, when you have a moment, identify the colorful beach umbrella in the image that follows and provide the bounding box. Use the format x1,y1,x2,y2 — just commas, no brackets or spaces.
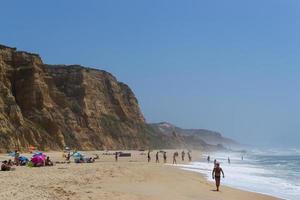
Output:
31,155,46,165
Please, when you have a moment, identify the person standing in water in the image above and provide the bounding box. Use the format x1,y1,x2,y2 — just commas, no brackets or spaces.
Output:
212,162,225,191
173,152,178,164
214,159,217,166
156,152,159,163
163,152,167,163
228,157,231,164
207,156,210,163
147,151,151,163
187,151,192,162
181,150,185,161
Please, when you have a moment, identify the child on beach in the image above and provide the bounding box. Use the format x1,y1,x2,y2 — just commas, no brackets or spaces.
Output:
45,157,54,166
212,162,225,191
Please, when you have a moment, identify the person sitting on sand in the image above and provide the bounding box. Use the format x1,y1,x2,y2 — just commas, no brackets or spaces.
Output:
147,151,151,163
86,157,95,163
173,152,178,164
45,156,53,166
8,159,14,166
156,152,159,163
181,151,185,161
212,162,225,191
187,151,192,162
94,154,99,160
1,161,11,171
163,152,167,163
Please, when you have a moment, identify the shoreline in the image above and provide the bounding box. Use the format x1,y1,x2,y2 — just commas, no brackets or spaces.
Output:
179,166,284,200
0,150,281,200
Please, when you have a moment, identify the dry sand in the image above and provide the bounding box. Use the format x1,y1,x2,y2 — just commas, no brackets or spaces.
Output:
0,150,281,200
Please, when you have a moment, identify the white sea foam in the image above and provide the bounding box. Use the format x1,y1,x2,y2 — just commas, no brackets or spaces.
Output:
177,150,300,200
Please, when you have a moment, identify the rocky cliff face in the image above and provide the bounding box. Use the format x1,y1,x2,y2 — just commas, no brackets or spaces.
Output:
0,44,148,151
0,44,240,152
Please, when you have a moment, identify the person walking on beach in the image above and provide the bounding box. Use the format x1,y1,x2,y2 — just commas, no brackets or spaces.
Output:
173,152,178,164
212,162,225,191
14,150,20,166
188,151,192,162
66,152,71,161
181,150,185,161
163,152,167,163
115,152,118,162
147,151,151,162
156,152,159,163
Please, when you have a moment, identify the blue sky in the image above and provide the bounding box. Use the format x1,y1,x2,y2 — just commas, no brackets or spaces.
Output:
1,0,300,147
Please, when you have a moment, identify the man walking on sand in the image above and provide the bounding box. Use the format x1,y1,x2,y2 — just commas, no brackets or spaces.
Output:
163,152,167,163
147,151,151,163
115,152,118,162
156,152,159,163
212,162,225,191
187,151,192,162
173,152,178,164
181,150,185,161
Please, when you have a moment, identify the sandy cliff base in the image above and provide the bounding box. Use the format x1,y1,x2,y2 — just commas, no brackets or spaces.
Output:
0,151,280,200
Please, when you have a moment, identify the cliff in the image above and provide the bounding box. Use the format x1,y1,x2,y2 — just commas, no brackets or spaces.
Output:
0,44,148,151
150,122,240,150
0,44,239,152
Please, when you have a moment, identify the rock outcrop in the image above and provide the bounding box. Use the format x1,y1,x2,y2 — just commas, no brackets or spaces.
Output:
0,44,148,151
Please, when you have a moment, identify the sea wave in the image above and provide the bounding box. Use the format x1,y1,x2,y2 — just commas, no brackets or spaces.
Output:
178,150,300,200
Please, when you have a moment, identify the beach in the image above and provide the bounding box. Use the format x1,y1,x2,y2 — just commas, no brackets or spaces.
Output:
0,150,280,200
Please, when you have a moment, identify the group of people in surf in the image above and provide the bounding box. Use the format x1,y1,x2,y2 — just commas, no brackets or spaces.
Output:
147,150,192,164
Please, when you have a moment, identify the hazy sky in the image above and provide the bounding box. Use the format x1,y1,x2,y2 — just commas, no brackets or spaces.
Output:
1,0,300,147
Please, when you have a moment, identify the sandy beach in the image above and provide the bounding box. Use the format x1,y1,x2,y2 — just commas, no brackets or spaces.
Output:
0,150,280,200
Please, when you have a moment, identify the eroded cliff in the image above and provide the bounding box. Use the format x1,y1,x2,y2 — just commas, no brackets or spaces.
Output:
0,44,148,151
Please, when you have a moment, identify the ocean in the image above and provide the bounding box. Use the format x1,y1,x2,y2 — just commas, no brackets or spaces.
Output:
178,148,300,200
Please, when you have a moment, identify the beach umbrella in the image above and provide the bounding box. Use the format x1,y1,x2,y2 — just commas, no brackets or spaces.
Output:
31,155,46,165
72,152,84,158
19,156,29,162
